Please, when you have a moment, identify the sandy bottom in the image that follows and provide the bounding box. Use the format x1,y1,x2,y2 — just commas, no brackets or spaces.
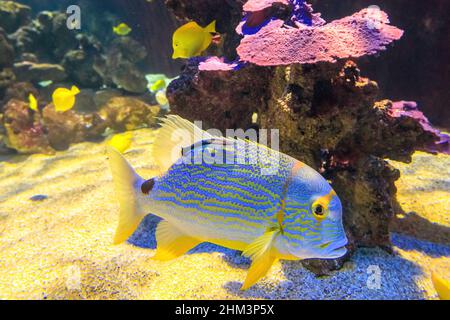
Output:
0,128,448,300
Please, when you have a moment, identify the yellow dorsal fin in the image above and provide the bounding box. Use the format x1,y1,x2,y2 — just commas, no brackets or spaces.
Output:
70,85,80,95
152,220,202,261
205,20,216,33
151,115,214,173
241,230,279,290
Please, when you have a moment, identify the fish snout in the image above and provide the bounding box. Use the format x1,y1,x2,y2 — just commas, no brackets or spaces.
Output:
323,237,348,259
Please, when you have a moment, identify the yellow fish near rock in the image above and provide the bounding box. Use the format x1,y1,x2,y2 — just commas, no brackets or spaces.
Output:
107,132,133,154
28,93,38,112
52,86,80,112
172,21,216,59
432,272,450,300
113,23,132,36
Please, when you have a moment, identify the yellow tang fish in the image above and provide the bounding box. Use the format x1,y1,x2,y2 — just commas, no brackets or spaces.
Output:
28,93,38,111
172,21,216,59
432,272,450,300
113,23,132,36
107,132,133,154
107,115,348,290
52,86,80,112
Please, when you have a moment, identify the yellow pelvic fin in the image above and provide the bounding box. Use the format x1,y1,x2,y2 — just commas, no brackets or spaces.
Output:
152,220,202,261
432,272,450,300
241,230,280,290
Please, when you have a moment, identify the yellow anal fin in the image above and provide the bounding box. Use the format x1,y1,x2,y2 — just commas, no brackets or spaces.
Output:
242,253,278,291
241,230,279,290
432,272,450,300
153,220,202,261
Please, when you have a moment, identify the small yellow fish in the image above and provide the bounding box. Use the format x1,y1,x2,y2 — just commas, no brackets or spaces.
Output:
107,132,132,154
155,90,169,106
172,20,216,59
52,86,80,112
150,79,166,92
28,93,38,112
113,23,132,36
432,272,450,300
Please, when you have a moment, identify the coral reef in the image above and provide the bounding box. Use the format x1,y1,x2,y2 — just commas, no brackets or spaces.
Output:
166,0,450,274
0,1,169,154
2,99,53,154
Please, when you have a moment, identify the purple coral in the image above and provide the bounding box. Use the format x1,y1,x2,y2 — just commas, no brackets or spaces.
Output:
237,6,404,66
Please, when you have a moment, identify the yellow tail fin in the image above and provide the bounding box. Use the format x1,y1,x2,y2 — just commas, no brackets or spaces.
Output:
107,146,145,244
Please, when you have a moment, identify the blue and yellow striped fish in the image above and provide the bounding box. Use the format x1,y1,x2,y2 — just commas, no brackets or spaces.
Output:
107,115,348,290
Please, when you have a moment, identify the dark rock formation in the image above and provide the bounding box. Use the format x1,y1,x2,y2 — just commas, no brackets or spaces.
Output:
167,58,272,130
0,1,31,33
99,97,160,131
94,37,148,94
0,28,14,68
13,61,67,83
42,105,107,150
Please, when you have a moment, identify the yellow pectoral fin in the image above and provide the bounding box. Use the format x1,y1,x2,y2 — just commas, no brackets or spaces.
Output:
152,220,202,261
241,230,280,290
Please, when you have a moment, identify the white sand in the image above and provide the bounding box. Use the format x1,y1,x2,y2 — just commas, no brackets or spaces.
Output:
0,128,448,299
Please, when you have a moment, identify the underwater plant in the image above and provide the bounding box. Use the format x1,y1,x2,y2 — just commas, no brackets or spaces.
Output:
166,0,450,273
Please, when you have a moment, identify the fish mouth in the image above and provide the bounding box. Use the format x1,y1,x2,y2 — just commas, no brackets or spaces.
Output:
324,239,348,258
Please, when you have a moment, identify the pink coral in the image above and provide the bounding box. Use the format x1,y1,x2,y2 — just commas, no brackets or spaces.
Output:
243,0,289,12
198,57,241,71
237,8,404,66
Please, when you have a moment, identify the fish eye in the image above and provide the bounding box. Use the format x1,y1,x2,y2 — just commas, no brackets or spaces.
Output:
312,202,328,220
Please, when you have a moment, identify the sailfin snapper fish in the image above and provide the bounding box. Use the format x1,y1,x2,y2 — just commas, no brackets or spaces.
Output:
28,93,38,112
113,23,132,36
172,21,217,59
52,86,80,112
107,115,348,290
